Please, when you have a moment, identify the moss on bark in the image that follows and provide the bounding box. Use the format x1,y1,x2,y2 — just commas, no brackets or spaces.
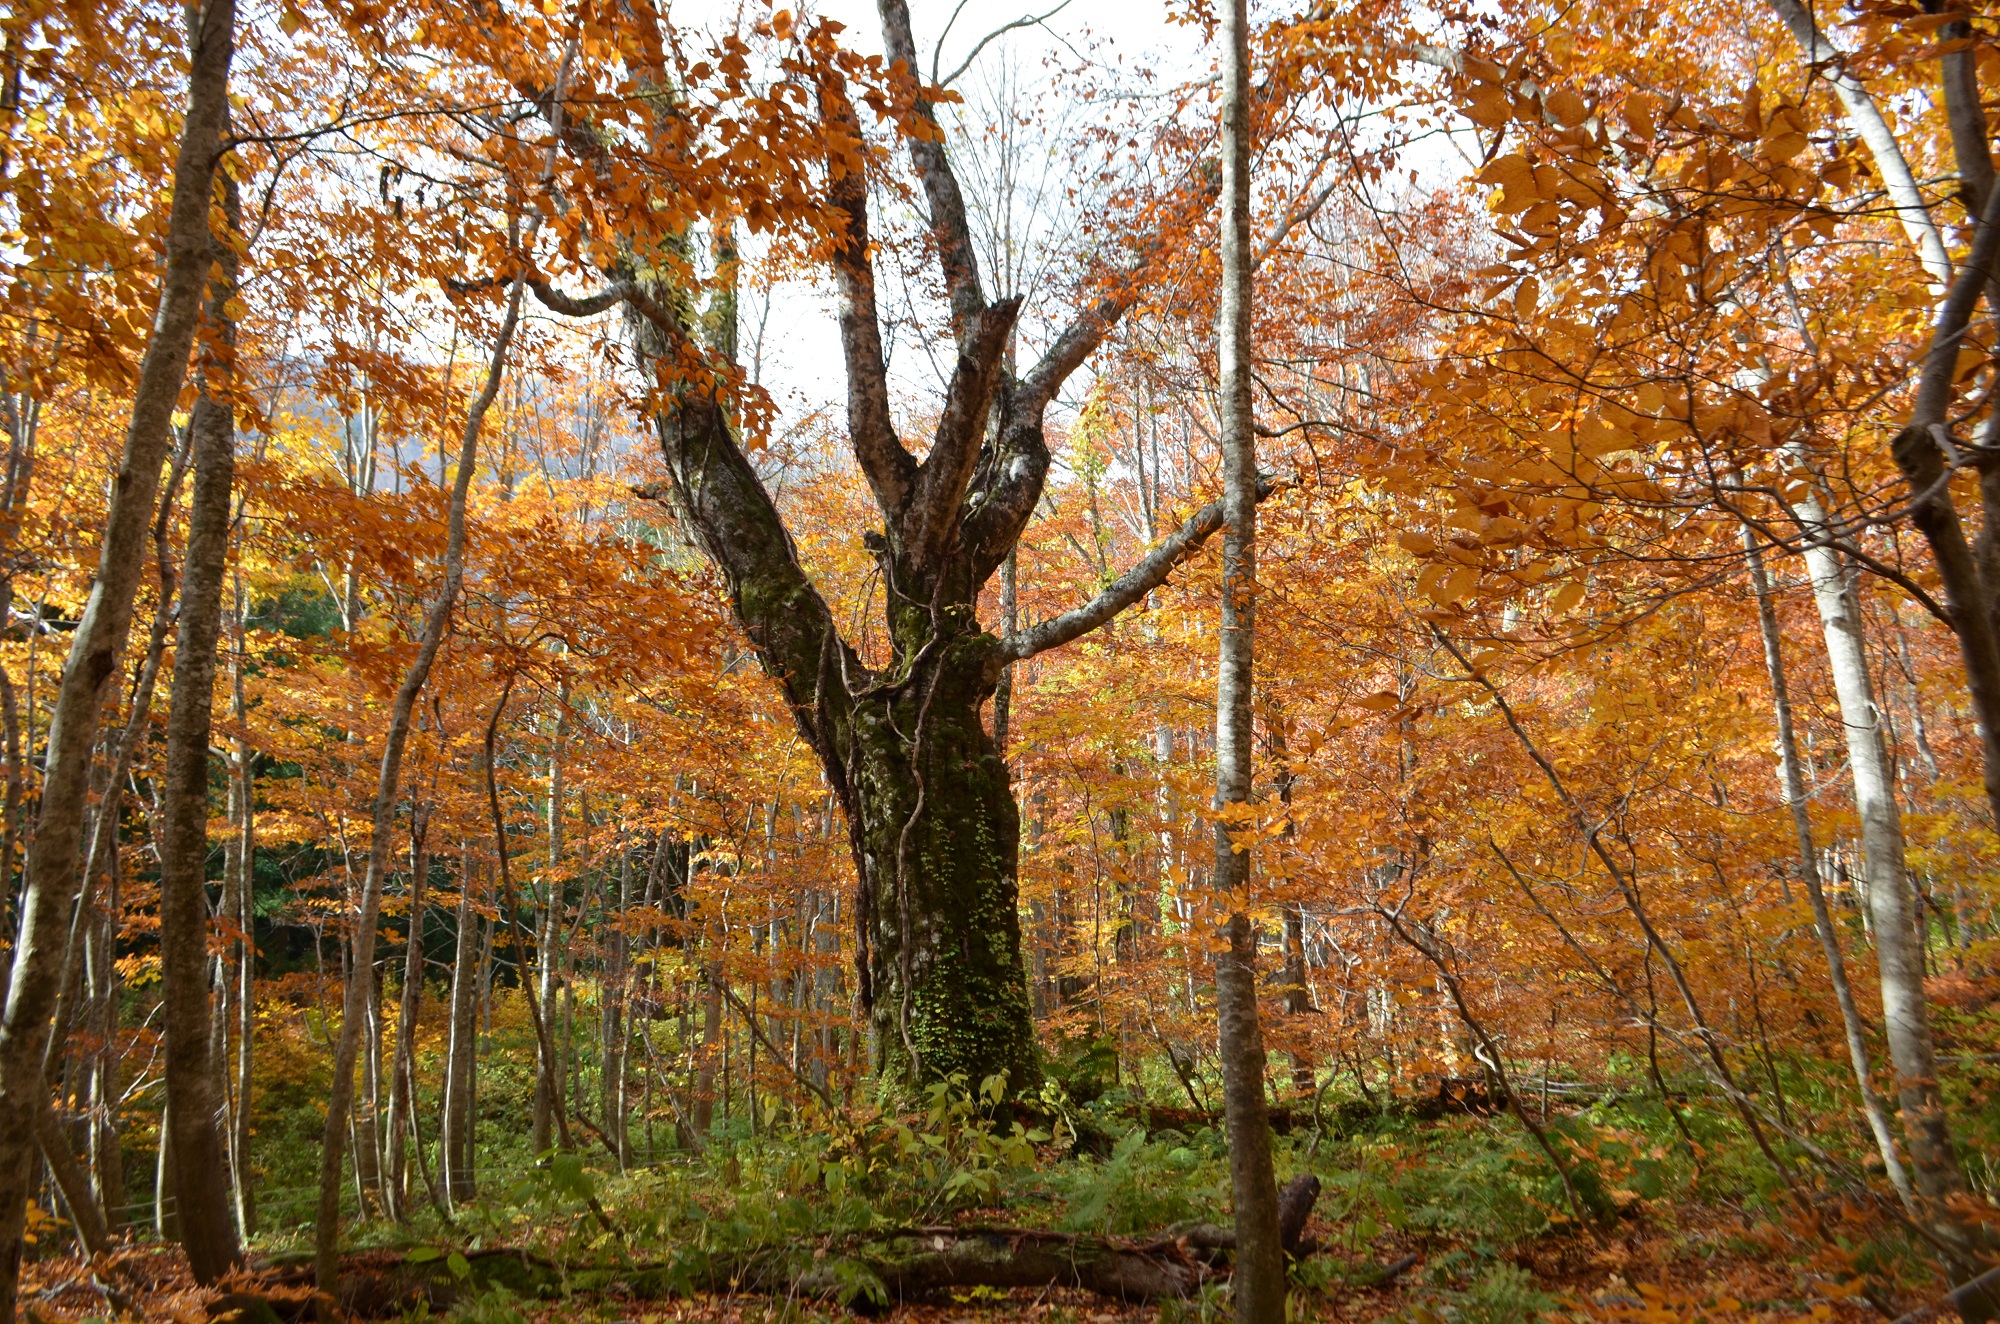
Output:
846,630,1038,1091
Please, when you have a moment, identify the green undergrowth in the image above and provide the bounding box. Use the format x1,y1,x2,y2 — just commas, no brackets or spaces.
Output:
259,1068,1960,1322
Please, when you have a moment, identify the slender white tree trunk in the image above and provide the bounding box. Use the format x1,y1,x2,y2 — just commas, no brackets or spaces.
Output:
1743,526,1915,1208
312,272,531,1306
1761,0,1950,286
1786,481,1966,1221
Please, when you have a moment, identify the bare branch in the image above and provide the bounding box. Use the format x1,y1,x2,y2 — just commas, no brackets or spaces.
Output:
820,69,917,513
1000,477,1281,661
935,0,1077,89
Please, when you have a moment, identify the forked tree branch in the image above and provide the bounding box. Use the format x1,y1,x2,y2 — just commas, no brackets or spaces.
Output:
908,297,1021,557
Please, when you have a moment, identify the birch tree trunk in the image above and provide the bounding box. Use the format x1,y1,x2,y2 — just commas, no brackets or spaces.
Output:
1760,0,1950,285
384,820,429,1219
1743,527,1914,1207
156,165,245,1284
0,1,235,1311
1786,483,1970,1245
224,574,256,1236
533,695,567,1155
1212,1,1284,1317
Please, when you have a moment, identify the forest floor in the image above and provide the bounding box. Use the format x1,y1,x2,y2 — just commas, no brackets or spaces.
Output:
14,1193,1900,1324
18,1073,1960,1324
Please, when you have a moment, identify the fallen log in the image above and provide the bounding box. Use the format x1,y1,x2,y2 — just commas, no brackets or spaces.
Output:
1168,1174,1325,1258
234,1174,1326,1317
795,1228,1212,1305
242,1236,1205,1319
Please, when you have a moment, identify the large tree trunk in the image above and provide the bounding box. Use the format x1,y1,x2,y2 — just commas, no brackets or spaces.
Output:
535,0,1228,1090
1211,0,1285,1318
840,659,1037,1086
156,166,245,1286
0,1,235,1313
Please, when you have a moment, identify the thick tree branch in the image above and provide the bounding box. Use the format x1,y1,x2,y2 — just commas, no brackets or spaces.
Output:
514,46,869,838
908,297,1022,560
999,477,1280,661
879,0,989,351
1017,292,1130,413
1923,0,1994,218
1907,181,2000,432
624,294,865,795
1889,178,2000,833
820,70,916,514
526,275,629,317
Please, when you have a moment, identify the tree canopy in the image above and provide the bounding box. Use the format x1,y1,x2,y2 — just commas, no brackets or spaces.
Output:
3,0,2000,1319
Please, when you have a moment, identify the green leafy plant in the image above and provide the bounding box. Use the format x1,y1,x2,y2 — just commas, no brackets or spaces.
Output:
442,1286,529,1324
1445,1262,1558,1323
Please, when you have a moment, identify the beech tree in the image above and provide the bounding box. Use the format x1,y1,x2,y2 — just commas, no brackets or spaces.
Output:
8,1,2000,1320
551,0,1251,1085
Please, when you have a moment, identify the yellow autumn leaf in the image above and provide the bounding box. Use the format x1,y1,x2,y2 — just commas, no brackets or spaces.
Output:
1763,131,1809,163
1514,277,1540,317
1545,89,1587,127
1623,94,1656,140
1397,531,1436,555
1477,153,1534,196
